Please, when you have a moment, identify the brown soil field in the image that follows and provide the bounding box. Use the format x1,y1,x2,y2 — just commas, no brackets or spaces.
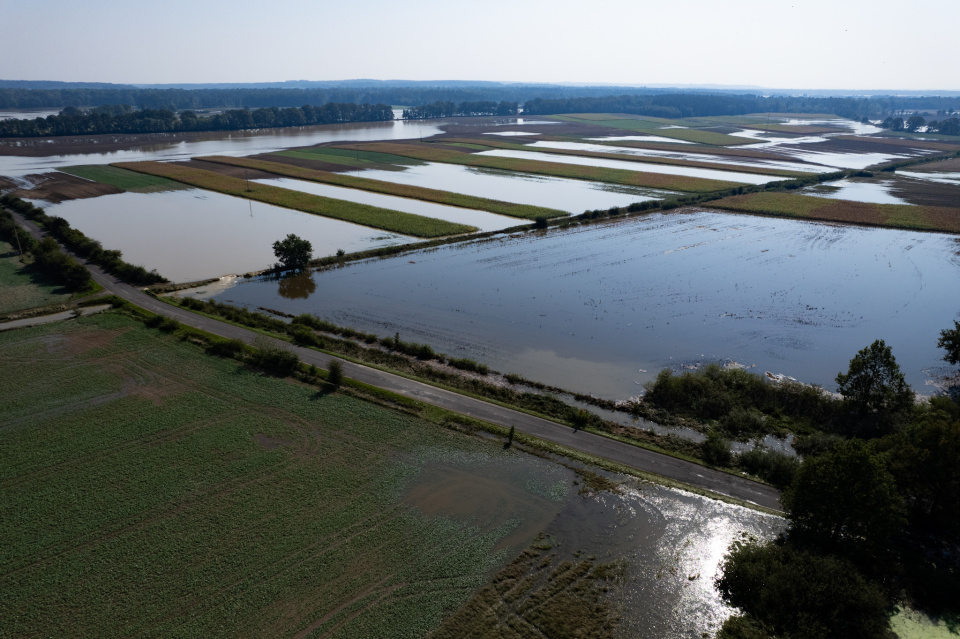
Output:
903,157,960,172
832,135,960,153
7,171,122,202
888,175,960,207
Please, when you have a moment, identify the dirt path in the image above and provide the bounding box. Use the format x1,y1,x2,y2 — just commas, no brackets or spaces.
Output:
7,209,782,511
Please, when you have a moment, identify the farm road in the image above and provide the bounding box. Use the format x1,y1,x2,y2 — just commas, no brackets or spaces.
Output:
9,209,782,511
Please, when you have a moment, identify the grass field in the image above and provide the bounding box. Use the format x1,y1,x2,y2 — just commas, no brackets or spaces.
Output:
333,142,747,193
0,239,73,314
441,137,810,178
114,161,478,237
58,165,188,193
711,191,960,233
550,114,756,146
198,155,568,220
0,311,576,638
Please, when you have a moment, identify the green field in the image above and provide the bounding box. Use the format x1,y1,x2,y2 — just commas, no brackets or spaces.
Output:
58,164,188,193
334,142,747,193
0,311,576,637
115,161,478,237
711,191,960,233
199,155,568,220
0,239,73,314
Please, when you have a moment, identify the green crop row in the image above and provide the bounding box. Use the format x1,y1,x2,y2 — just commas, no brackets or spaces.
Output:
58,164,187,192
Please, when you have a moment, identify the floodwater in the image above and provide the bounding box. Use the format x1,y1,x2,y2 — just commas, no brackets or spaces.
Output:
899,170,960,186
42,188,413,282
0,109,64,121
477,149,783,185
586,135,694,144
483,131,542,137
0,119,445,177
252,177,522,232
358,161,675,213
802,178,911,205
529,140,831,174
401,444,783,639
197,211,960,399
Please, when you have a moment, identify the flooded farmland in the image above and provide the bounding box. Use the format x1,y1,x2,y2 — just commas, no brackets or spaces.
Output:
43,188,413,281
198,211,960,398
359,161,676,212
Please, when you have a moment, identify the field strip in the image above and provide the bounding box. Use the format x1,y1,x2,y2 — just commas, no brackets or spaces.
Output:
332,142,747,193
58,165,188,193
711,191,960,234
834,135,960,152
548,114,756,146
197,155,567,220
441,137,811,178
114,161,477,238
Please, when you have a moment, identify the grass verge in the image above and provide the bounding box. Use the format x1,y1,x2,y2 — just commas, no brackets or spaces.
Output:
114,161,478,237
198,155,568,220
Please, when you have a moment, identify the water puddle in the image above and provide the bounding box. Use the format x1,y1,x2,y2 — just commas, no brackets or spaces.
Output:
196,212,959,398
477,149,782,185
43,188,413,282
358,161,674,213
585,135,694,144
483,131,542,137
253,177,522,232
802,178,911,204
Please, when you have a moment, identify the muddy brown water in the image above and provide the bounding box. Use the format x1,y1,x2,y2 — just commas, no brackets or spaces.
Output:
195,210,960,399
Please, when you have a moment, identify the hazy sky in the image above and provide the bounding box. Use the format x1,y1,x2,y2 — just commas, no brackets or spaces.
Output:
2,0,957,90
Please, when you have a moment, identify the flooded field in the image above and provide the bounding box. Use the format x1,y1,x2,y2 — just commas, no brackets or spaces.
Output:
43,188,412,281
252,176,521,232
198,211,960,399
802,177,911,204
402,445,783,639
359,161,675,213
476,149,779,184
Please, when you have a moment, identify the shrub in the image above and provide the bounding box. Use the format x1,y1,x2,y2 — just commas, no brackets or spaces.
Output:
249,337,299,376
737,448,800,489
327,360,344,387
206,338,245,358
702,429,732,467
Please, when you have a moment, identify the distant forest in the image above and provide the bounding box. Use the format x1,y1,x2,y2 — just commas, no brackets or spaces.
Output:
0,103,393,137
402,101,518,119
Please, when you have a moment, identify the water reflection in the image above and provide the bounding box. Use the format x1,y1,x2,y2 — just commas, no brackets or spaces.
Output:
277,271,316,299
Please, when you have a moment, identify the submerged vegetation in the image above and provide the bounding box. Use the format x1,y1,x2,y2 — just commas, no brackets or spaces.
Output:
116,161,478,237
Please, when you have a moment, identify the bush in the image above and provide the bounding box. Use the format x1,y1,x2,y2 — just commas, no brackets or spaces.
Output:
737,448,800,489
327,360,343,387
720,406,768,438
249,338,299,376
702,429,733,467
206,338,245,358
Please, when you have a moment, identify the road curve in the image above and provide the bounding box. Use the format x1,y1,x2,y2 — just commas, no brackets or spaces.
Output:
9,209,782,511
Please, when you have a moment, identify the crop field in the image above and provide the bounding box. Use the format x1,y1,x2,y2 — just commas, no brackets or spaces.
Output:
549,114,755,146
58,165,188,193
710,191,960,233
198,155,568,220
274,147,425,169
333,142,746,193
0,312,578,638
739,124,847,135
0,239,72,314
442,137,810,178
115,161,477,237
835,135,960,153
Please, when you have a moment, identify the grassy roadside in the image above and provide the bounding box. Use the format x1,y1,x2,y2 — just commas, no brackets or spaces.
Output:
440,136,813,178
197,155,568,220
333,142,748,192
711,191,960,234
114,161,478,238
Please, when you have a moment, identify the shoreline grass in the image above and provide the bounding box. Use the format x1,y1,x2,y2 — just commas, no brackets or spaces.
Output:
333,142,748,193
197,155,568,220
441,136,811,178
114,161,478,237
58,164,188,193
711,191,960,234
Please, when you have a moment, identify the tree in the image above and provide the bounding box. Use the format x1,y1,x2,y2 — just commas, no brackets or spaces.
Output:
272,234,312,272
906,115,926,132
938,320,960,366
835,339,913,433
782,440,904,555
715,542,890,639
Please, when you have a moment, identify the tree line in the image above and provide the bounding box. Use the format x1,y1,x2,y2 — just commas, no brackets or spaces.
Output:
0,102,394,137
880,114,960,136
401,101,518,119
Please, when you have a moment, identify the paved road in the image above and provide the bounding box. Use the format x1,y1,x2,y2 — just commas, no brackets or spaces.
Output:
9,209,782,511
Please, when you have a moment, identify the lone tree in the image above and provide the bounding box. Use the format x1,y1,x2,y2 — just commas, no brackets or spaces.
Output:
272,234,313,272
835,339,913,433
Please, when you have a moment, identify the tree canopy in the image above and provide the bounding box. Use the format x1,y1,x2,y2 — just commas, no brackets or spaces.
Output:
272,234,313,272
835,339,914,433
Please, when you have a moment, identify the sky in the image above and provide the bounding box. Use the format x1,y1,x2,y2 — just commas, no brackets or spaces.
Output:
2,0,958,91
